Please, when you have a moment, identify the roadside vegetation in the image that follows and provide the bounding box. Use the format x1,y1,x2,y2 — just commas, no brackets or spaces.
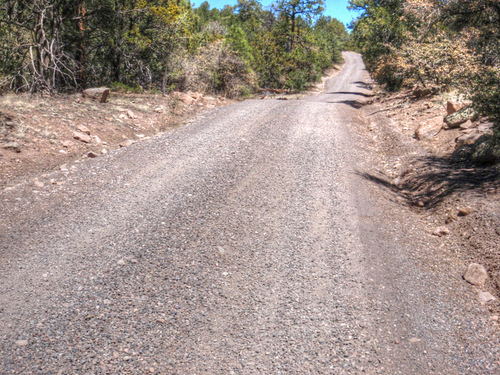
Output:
0,0,348,97
349,0,500,163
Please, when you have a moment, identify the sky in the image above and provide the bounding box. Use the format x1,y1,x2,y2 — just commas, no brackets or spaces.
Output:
190,0,362,28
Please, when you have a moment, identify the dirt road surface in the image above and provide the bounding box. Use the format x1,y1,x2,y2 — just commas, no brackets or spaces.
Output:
1,52,498,374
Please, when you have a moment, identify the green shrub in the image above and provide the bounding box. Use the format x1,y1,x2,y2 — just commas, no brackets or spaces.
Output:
110,82,144,93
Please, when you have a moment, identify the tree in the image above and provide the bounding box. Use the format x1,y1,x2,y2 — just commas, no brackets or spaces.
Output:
273,0,324,51
349,0,409,70
314,16,348,65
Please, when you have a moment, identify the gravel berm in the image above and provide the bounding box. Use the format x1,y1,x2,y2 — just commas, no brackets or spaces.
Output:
0,52,498,374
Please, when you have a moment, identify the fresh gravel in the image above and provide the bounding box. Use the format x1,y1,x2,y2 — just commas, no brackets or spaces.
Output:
1,52,498,374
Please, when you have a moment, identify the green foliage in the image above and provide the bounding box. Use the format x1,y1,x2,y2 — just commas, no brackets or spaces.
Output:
314,16,348,65
349,0,409,71
473,68,500,125
110,82,144,93
0,0,347,96
350,0,500,163
225,25,254,64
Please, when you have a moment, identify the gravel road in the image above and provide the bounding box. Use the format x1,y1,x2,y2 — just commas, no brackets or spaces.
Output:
1,52,498,374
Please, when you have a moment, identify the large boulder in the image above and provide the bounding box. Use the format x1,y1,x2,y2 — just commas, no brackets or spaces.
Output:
472,134,500,164
82,87,110,103
444,106,478,129
446,101,465,116
456,132,482,147
172,91,195,105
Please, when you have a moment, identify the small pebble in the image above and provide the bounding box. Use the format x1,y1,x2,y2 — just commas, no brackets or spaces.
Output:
15,340,28,347
458,206,473,216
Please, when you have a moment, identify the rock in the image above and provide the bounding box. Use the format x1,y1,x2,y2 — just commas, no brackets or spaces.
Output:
127,110,135,119
93,135,102,144
479,291,496,304
217,246,226,257
82,87,110,103
154,107,163,113
73,131,91,143
87,151,98,158
464,263,488,288
446,101,464,116
3,142,21,153
415,116,443,140
173,91,195,105
472,134,500,164
15,340,28,347
450,144,474,164
33,179,44,188
477,122,494,133
409,337,421,343
445,212,457,224
458,206,472,216
189,92,203,102
444,106,478,128
456,132,482,146
412,87,434,98
119,139,134,148
432,227,449,237
76,124,91,135
60,164,68,172
459,120,474,130
101,148,108,155
117,259,126,266
62,140,75,148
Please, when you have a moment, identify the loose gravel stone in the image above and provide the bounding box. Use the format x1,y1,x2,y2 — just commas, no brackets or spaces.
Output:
458,206,473,216
479,292,496,304
432,226,450,237
464,263,488,288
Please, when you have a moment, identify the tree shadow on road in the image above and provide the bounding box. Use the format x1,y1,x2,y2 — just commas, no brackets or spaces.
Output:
353,81,373,90
329,100,372,109
357,155,500,209
326,91,374,97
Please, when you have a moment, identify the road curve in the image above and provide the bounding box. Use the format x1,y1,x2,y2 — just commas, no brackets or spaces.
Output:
0,52,497,374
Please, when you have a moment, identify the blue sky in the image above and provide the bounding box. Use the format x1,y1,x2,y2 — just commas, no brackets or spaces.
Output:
190,0,361,28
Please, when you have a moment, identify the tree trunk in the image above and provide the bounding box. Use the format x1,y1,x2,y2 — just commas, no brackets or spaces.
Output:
76,3,87,88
